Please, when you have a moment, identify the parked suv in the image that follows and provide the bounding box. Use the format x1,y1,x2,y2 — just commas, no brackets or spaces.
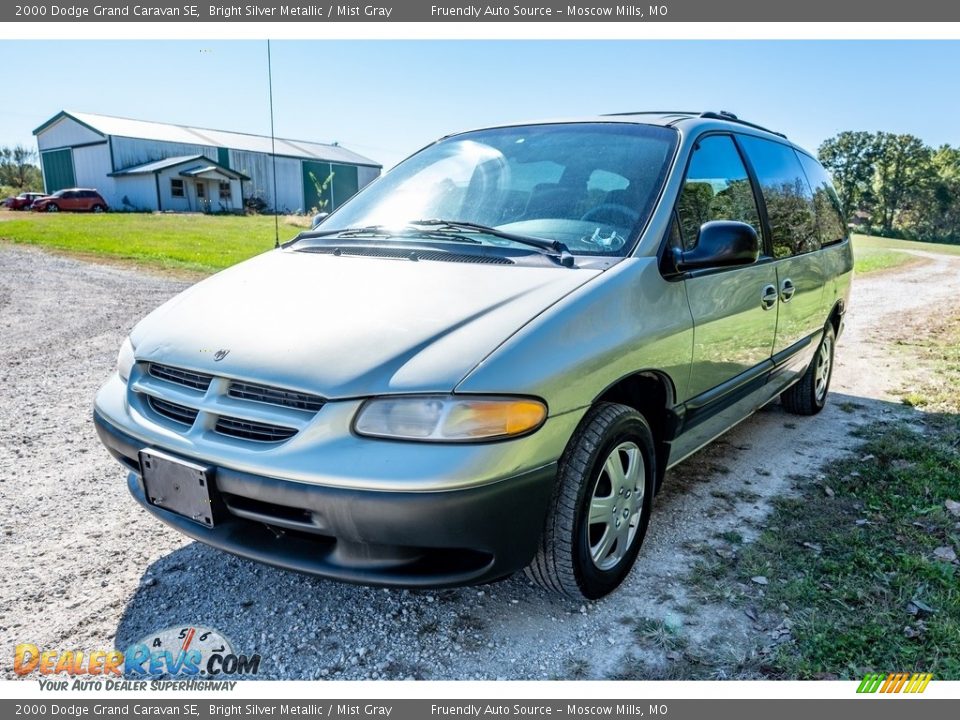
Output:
33,188,108,213
94,112,852,598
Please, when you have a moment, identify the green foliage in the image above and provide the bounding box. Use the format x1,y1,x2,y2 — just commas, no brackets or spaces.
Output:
819,132,960,243
818,131,878,223
734,422,960,679
918,146,960,243
763,179,820,257
0,144,43,191
872,133,934,234
677,178,759,245
1,184,26,200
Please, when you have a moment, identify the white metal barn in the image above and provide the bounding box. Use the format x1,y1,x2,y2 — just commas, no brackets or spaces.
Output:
33,111,381,213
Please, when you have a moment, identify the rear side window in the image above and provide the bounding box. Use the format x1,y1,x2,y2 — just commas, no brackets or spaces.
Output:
676,135,762,251
738,135,819,258
797,153,847,246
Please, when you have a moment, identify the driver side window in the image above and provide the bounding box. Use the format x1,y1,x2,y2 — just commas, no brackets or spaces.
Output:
677,135,762,251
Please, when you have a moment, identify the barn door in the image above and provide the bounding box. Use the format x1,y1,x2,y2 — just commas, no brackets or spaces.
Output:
41,149,75,193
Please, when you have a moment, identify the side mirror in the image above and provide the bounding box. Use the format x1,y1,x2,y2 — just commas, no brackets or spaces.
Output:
311,212,329,229
675,220,760,271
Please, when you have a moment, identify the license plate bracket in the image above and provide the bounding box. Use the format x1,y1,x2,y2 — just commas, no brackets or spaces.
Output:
139,449,219,528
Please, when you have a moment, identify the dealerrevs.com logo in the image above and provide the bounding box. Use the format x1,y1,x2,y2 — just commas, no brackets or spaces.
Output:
15,626,261,688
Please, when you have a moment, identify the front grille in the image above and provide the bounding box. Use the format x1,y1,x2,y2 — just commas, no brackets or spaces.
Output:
148,397,199,426
137,363,317,443
215,416,297,443
228,381,325,412
149,363,213,392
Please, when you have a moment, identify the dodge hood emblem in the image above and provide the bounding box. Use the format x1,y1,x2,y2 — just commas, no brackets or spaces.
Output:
213,349,230,361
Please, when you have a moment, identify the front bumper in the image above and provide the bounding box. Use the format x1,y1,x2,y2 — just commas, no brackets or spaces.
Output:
94,410,557,587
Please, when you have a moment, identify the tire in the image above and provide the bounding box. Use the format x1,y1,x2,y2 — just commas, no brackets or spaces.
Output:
46,203,59,212
781,323,836,416
526,402,656,599
92,204,105,213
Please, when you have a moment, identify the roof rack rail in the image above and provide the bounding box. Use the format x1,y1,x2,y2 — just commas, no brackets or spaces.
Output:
602,110,698,117
698,111,787,139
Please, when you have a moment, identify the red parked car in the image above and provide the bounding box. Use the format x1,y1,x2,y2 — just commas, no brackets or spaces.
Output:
33,188,108,213
4,192,46,210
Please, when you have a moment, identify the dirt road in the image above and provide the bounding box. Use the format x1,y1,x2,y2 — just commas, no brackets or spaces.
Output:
1,244,956,680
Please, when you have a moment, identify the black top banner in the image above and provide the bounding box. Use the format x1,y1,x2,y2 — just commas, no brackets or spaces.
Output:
5,0,960,22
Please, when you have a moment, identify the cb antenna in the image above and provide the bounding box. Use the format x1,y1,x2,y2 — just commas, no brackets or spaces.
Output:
267,39,280,249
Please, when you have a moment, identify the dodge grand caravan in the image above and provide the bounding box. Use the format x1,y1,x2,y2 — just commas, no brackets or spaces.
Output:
94,111,852,599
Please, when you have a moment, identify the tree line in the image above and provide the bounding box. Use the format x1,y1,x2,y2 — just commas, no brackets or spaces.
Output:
0,144,43,194
818,131,960,243
4,134,959,244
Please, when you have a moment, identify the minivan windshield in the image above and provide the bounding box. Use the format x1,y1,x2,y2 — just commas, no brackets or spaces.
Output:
311,123,678,258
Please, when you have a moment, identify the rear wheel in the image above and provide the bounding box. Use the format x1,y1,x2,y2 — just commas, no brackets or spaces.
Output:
92,204,105,213
526,402,656,599
781,323,836,415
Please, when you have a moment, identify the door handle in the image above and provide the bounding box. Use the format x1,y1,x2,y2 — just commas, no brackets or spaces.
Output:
761,285,778,311
780,278,796,303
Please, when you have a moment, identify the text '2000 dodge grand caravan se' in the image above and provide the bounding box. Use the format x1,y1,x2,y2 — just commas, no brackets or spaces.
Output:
94,111,852,599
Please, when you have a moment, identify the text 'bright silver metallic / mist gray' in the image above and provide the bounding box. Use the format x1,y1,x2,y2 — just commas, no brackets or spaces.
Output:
94,111,853,599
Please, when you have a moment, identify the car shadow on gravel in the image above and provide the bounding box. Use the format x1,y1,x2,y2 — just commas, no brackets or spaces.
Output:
112,535,584,680
111,392,909,681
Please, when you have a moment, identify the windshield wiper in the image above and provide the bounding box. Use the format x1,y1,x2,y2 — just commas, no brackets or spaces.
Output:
294,220,575,266
293,224,482,244
408,219,574,266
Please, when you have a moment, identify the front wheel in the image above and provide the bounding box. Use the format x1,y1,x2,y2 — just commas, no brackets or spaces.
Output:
781,323,836,415
526,402,656,599
46,203,59,212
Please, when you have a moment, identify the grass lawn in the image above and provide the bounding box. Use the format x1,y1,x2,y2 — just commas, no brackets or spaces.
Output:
738,423,960,679
694,311,960,679
853,233,960,274
3,213,960,278
0,212,311,274
853,233,960,257
853,247,919,274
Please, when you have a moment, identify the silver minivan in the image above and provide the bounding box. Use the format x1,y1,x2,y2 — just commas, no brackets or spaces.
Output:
94,111,852,598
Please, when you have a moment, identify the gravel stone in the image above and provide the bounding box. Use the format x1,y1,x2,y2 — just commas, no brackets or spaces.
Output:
2,242,957,680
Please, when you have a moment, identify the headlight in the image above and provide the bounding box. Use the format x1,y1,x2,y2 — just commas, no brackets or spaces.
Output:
354,395,547,442
117,337,136,382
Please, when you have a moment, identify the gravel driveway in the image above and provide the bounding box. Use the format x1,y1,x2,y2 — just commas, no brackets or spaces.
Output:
2,243,957,680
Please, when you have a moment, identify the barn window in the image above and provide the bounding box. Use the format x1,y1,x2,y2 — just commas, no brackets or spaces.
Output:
219,182,231,200
171,179,184,198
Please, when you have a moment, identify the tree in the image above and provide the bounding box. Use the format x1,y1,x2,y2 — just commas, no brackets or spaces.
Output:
817,131,878,223
871,133,934,234
0,144,43,190
917,145,960,242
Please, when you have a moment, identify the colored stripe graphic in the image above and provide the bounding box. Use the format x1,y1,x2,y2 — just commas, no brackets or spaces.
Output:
908,673,933,693
856,673,885,693
857,672,932,693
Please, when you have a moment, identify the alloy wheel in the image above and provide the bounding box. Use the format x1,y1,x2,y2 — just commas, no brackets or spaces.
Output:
587,441,645,571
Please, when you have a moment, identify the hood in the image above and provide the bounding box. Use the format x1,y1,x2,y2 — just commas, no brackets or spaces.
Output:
131,248,601,398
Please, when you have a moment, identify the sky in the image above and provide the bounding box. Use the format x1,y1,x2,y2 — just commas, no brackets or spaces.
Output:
1,40,958,170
